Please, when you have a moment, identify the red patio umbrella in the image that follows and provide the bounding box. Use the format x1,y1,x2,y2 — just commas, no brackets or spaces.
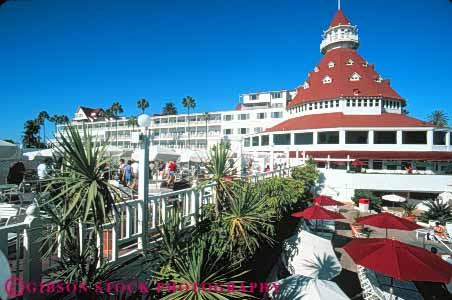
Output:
313,195,345,207
356,212,422,238
351,159,367,167
292,205,345,232
344,238,452,283
291,205,346,220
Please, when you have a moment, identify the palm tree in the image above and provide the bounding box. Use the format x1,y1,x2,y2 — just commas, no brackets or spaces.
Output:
428,110,449,127
37,111,49,146
127,116,138,131
22,119,40,148
182,96,196,148
204,142,236,218
137,98,150,114
162,102,177,115
110,102,124,147
49,114,58,133
200,112,210,148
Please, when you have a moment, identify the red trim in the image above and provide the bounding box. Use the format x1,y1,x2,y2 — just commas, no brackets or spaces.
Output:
305,151,452,161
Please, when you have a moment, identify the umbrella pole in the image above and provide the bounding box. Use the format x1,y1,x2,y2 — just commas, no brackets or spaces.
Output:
389,277,394,300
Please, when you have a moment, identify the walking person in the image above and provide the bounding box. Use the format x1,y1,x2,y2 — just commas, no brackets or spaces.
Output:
123,160,133,187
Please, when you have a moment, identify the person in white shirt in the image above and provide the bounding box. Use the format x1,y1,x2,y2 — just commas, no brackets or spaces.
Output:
131,160,139,179
37,160,48,179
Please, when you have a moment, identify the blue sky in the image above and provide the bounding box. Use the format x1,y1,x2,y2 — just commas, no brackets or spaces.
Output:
1,0,452,141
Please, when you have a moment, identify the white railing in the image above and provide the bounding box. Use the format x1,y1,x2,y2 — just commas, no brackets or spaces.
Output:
0,167,296,297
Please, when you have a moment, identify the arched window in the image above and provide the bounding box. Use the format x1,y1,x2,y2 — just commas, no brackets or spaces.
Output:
346,59,354,66
328,61,335,68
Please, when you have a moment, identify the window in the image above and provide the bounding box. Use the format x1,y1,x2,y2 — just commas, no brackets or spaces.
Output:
304,82,310,89
369,100,374,107
319,102,323,109
223,128,233,135
314,102,318,109
271,111,283,118
352,100,356,107
328,61,335,68
238,113,249,120
375,99,380,106
402,131,427,144
322,76,332,84
347,100,351,107
252,136,259,146
294,132,313,145
346,131,368,144
254,127,263,133
375,75,383,83
261,135,269,146
249,94,259,100
271,92,281,99
318,131,339,144
346,59,354,66
256,112,266,119
324,101,328,108
373,160,383,170
350,72,361,81
272,103,283,108
374,131,397,144
273,134,291,145
336,100,340,107
239,128,248,135
309,104,313,110
434,131,447,145
244,138,250,147
223,115,233,121
314,66,319,72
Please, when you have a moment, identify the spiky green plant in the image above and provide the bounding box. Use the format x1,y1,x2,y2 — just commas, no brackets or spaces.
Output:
46,125,121,228
419,199,452,225
204,141,237,217
155,239,252,300
222,183,275,259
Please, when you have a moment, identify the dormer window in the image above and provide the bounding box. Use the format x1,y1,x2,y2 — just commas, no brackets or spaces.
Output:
304,81,310,89
349,72,361,81
346,59,354,66
314,66,319,72
328,61,335,68
375,75,383,83
362,62,368,67
322,76,332,84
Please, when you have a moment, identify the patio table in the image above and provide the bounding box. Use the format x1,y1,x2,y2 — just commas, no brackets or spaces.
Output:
365,269,422,300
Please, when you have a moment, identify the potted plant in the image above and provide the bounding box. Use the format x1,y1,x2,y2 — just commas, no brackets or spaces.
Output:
401,202,418,223
350,211,364,237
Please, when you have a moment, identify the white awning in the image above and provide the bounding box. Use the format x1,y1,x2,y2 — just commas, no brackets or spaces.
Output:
178,149,208,163
132,146,180,162
23,148,58,160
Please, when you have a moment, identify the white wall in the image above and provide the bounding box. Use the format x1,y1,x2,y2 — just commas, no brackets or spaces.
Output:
319,169,452,202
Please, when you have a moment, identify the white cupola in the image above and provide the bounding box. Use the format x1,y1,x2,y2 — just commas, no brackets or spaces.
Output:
320,9,359,54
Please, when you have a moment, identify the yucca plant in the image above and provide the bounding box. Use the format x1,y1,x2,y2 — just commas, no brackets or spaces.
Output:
419,199,452,225
222,183,275,260
45,125,121,228
204,141,237,218
155,239,252,300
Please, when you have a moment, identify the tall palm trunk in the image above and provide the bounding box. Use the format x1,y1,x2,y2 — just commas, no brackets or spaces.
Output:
187,108,190,148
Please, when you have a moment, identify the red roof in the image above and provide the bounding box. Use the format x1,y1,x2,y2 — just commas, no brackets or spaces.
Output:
288,48,404,107
303,151,452,161
329,10,351,28
267,112,432,132
80,106,105,118
235,103,242,110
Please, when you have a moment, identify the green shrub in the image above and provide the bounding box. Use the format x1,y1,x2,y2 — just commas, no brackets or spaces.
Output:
351,190,382,211
291,159,320,191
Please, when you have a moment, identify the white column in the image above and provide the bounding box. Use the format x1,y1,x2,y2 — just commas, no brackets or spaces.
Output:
368,130,374,145
396,131,403,145
339,130,346,145
137,130,149,250
427,130,434,146
446,132,451,147
313,131,318,145
346,155,350,171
